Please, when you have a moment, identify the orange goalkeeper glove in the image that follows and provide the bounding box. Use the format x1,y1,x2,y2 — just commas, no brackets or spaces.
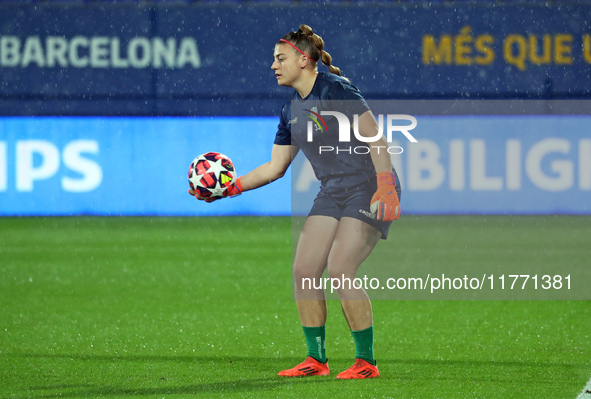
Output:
224,176,243,198
189,177,243,202
370,172,400,222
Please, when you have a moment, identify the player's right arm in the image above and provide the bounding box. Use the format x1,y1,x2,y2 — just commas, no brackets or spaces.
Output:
239,144,298,192
191,102,296,201
189,144,297,201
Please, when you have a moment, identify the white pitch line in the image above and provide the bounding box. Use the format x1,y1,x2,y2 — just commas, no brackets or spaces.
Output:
576,377,591,399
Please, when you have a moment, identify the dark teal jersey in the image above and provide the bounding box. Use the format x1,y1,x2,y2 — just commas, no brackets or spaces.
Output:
274,72,378,195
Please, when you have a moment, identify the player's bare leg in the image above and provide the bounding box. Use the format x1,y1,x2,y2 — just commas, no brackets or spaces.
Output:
327,217,382,379
278,215,338,377
293,215,339,323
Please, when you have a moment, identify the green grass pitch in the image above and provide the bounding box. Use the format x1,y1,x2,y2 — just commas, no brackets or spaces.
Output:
0,216,589,398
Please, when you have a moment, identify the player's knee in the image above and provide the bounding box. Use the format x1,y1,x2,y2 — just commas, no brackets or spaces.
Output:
327,254,357,280
327,265,355,283
293,263,322,287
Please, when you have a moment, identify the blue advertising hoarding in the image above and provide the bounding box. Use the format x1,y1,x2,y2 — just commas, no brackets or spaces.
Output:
0,116,290,216
1,114,589,216
292,114,591,215
1,4,590,116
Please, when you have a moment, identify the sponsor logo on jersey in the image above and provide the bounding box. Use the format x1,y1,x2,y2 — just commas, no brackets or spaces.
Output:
305,108,328,134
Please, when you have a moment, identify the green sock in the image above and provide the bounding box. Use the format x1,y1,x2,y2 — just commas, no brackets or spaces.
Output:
351,326,375,365
302,325,326,364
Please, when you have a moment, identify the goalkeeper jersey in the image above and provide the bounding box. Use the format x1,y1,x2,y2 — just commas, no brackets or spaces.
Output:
274,72,380,195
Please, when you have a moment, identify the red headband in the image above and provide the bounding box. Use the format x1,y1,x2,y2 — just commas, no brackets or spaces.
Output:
279,39,317,63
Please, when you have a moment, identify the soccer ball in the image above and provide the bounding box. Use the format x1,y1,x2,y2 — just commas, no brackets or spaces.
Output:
188,152,237,200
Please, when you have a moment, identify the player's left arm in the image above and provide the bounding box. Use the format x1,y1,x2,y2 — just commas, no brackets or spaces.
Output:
355,110,390,173
355,110,401,221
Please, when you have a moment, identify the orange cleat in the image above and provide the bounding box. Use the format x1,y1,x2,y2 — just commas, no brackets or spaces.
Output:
336,358,380,379
278,356,330,377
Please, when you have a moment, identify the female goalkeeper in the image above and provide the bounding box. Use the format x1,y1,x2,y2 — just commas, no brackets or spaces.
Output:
190,25,401,379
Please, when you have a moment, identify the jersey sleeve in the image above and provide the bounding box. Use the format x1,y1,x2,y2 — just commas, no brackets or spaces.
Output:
274,103,292,146
327,80,371,117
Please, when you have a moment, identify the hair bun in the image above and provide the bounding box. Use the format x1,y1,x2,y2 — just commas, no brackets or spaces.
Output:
299,24,314,36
